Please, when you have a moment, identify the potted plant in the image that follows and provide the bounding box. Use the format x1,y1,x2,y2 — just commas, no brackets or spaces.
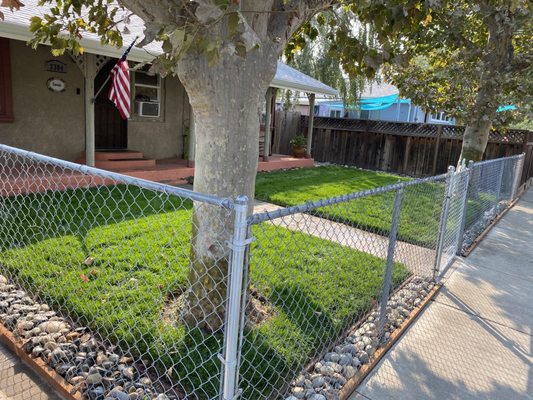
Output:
290,135,307,158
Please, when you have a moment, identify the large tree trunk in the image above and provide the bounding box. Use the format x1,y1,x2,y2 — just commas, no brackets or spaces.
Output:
459,8,514,163
461,113,494,162
117,0,326,332
177,50,277,331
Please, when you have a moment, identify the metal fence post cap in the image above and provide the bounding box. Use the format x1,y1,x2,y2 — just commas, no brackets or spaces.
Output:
235,195,248,205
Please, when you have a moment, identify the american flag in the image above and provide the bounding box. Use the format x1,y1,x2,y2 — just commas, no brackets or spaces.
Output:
108,39,136,120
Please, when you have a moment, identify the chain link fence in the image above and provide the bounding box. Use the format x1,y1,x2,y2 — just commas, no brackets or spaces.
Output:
242,175,447,399
0,143,525,400
458,154,524,253
235,154,525,400
0,144,236,400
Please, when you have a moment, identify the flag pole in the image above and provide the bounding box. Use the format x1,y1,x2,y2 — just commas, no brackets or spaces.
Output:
91,36,139,103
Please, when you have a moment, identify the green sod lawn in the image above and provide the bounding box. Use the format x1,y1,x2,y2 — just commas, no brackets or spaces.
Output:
256,165,447,247
255,165,493,249
0,185,409,399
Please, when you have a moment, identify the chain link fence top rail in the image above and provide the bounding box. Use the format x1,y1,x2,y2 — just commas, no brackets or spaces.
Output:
0,144,237,400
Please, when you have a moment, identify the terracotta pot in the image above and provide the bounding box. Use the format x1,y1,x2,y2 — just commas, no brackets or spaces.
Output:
291,145,307,158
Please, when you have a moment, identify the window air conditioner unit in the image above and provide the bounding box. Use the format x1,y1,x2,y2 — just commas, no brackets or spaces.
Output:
135,101,160,117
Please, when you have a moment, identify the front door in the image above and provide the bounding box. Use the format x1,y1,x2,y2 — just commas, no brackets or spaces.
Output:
94,59,127,149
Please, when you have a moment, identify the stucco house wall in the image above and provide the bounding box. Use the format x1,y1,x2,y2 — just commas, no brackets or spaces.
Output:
0,40,85,161
128,76,191,160
0,38,191,162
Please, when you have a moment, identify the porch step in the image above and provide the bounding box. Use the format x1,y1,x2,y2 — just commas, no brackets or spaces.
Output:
94,150,144,161
95,158,156,170
76,150,156,170
114,164,195,183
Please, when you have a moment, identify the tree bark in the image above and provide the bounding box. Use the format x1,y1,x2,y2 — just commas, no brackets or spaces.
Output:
459,7,514,163
177,49,277,331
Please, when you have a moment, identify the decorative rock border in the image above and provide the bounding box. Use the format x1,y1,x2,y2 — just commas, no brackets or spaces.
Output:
285,276,436,400
0,275,172,400
461,204,504,254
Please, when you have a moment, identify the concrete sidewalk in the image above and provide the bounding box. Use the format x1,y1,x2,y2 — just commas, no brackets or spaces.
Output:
350,189,533,400
0,344,62,400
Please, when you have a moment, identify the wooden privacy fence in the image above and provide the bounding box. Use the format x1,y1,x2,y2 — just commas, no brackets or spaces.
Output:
298,116,533,184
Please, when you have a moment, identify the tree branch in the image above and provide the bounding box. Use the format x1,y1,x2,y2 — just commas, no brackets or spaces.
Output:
267,0,335,53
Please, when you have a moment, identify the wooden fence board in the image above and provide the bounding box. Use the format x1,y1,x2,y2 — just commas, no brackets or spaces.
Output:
297,117,533,179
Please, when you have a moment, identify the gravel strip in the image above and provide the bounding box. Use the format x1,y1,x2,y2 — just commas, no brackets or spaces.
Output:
461,204,504,253
285,276,435,400
0,274,171,400
0,271,435,400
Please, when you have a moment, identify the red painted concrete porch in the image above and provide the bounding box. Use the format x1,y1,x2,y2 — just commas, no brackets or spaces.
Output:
0,153,314,196
75,151,315,186
111,155,314,185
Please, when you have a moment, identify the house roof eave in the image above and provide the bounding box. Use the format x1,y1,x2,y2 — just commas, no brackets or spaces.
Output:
0,20,156,63
0,8,339,95
270,79,339,96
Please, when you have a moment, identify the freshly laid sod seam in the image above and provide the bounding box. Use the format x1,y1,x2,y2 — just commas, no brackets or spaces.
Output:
0,185,410,399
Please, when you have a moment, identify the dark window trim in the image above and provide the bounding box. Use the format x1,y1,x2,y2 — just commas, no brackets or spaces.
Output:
0,38,14,123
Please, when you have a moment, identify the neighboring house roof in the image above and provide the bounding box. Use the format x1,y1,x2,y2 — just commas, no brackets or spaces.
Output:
306,80,402,110
320,95,411,111
295,79,400,107
0,1,338,96
358,81,399,98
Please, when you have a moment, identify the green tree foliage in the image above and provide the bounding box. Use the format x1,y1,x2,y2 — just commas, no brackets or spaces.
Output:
288,0,531,160
286,10,378,107
379,1,532,127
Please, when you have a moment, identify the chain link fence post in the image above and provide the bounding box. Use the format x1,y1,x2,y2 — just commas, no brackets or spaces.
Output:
221,196,250,400
434,166,455,278
494,157,506,203
234,223,252,397
456,161,474,255
378,188,403,337
511,154,525,199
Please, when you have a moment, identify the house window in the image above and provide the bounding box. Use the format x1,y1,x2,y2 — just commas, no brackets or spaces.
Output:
329,109,341,118
429,112,453,124
360,110,370,120
132,69,163,119
0,38,14,123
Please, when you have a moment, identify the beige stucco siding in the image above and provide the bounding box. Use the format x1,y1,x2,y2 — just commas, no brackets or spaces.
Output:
0,38,191,162
128,75,191,160
0,40,85,161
